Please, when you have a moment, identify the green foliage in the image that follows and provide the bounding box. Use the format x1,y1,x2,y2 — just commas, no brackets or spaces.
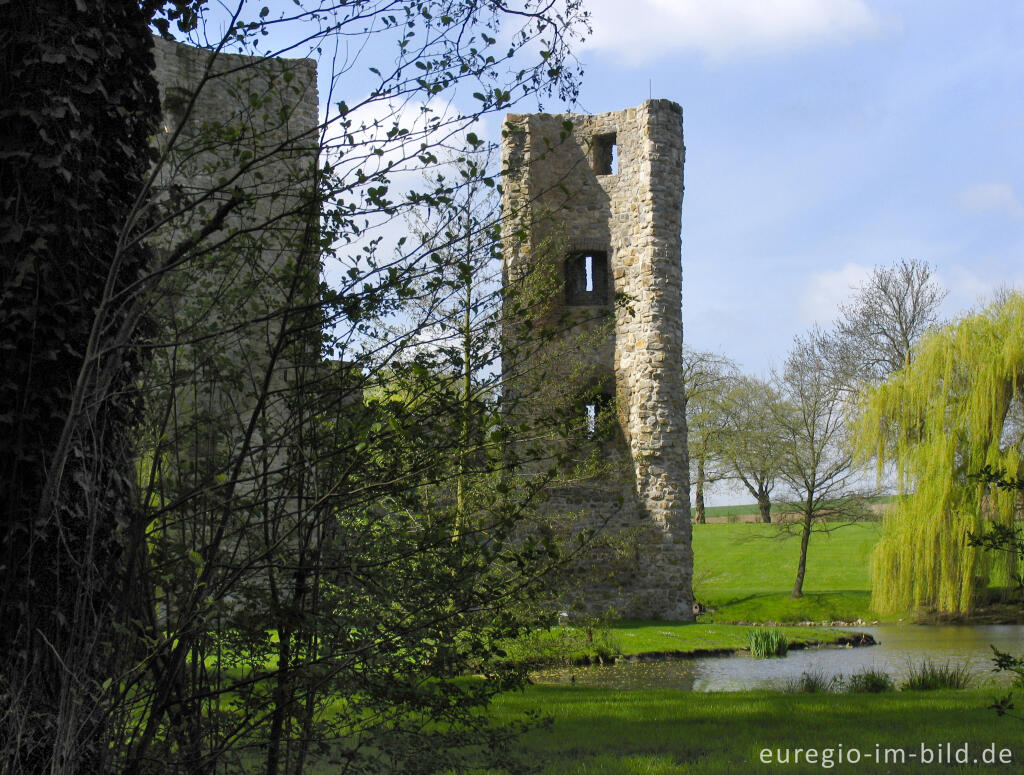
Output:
3,0,591,773
748,627,788,658
507,622,621,667
858,293,1024,615
967,468,1024,719
900,659,972,691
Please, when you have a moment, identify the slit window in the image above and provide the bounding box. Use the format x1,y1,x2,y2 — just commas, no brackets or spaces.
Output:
592,132,618,175
583,391,615,439
565,251,608,305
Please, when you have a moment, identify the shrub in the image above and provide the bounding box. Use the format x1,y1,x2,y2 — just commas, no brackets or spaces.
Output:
748,627,788,658
845,668,895,693
900,659,972,690
784,668,842,694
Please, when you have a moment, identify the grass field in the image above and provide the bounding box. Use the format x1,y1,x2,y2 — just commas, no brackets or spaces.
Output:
488,686,1022,774
693,521,882,623
702,495,896,521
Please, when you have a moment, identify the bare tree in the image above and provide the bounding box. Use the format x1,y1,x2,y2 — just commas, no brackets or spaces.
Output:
832,258,947,384
718,375,781,523
681,348,738,524
774,331,875,598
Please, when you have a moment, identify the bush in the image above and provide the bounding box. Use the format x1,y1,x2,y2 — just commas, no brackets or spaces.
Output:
505,620,621,667
900,659,972,690
845,668,895,693
784,668,842,694
748,627,788,658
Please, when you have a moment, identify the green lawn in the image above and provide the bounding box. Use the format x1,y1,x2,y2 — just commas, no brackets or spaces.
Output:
693,522,882,623
488,686,1023,774
702,496,896,520
504,621,857,665
508,521,884,665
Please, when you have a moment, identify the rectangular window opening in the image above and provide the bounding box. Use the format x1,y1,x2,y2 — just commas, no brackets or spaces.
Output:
565,251,609,306
592,132,618,175
585,402,597,436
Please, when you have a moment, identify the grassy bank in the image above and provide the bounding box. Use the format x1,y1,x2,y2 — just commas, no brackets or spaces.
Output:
489,685,1022,774
504,621,860,666
693,521,881,623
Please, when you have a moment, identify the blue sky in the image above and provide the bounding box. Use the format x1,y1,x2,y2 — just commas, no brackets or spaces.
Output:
210,0,1022,505
279,0,1023,376
549,0,1024,375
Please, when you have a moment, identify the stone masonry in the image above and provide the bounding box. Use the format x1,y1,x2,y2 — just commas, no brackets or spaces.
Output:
147,39,321,550
501,101,693,620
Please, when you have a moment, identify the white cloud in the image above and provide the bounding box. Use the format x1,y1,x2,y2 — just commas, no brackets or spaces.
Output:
581,0,884,64
942,265,1024,315
955,182,1024,219
798,262,871,325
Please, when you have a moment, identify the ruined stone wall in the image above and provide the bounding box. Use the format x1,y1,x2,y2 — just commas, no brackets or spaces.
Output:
502,101,693,620
147,39,320,537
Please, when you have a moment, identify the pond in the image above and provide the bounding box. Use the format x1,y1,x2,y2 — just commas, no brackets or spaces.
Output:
531,625,1024,691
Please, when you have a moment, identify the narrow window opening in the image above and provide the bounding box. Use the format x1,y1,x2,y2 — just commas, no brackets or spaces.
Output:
582,391,615,439
565,251,608,305
592,132,618,175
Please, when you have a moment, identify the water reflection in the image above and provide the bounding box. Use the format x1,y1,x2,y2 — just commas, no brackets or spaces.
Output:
531,625,1024,692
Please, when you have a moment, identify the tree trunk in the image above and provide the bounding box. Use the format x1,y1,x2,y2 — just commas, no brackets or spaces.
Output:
0,3,159,772
757,491,772,523
694,457,706,523
266,628,293,775
792,511,812,598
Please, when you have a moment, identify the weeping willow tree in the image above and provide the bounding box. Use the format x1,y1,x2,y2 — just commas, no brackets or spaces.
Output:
858,292,1024,615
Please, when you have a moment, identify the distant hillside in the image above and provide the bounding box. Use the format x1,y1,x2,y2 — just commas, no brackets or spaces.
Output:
700,495,897,523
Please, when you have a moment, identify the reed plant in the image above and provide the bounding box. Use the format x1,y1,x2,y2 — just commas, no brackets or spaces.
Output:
900,659,972,690
748,626,788,658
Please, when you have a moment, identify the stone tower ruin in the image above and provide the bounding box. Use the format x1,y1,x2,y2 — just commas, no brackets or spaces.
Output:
501,101,693,620
145,38,322,563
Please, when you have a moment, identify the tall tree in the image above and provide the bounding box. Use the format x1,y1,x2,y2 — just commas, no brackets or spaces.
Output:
858,293,1024,615
830,258,947,386
774,331,874,598
1,2,587,773
718,375,781,523
0,3,160,772
681,348,737,524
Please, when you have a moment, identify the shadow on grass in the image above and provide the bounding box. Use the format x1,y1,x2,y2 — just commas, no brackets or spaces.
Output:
700,590,874,624
493,687,1014,774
